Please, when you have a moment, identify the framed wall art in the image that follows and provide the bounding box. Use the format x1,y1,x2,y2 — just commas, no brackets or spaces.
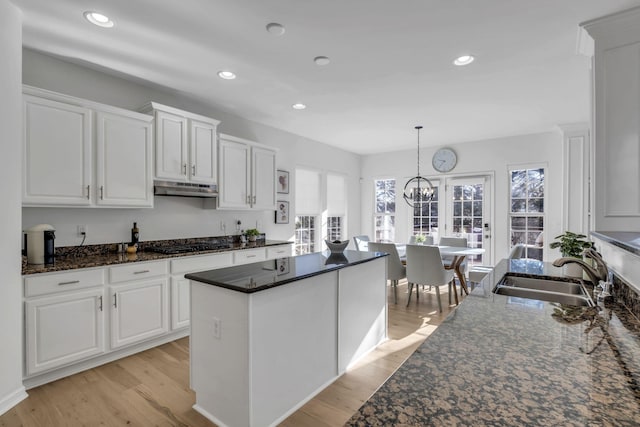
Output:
275,201,289,224
277,170,290,194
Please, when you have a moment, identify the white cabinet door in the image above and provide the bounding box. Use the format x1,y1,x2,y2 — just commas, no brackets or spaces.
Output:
218,138,251,209
110,279,169,349
23,95,92,206
96,111,153,207
190,119,217,184
155,110,188,182
252,147,277,210
25,288,105,375
171,277,191,330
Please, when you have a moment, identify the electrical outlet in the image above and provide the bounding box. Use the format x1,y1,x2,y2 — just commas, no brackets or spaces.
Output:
236,220,242,232
77,225,88,237
220,220,225,231
256,220,262,230
212,317,221,339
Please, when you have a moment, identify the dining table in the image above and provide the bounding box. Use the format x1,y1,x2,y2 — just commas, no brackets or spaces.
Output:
395,244,485,296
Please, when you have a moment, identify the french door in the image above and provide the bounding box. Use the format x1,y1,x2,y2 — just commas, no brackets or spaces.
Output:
411,175,492,265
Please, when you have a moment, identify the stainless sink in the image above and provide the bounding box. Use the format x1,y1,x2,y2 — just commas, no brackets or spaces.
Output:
493,274,594,307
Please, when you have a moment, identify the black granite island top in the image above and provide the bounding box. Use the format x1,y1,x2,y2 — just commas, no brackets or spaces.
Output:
347,258,640,426
185,250,387,293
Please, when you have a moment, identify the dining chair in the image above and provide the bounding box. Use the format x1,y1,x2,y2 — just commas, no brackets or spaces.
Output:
406,245,456,312
508,243,526,259
353,235,370,251
368,242,406,304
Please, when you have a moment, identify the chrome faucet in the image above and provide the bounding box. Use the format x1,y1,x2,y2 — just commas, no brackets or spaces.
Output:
583,248,609,283
552,256,603,286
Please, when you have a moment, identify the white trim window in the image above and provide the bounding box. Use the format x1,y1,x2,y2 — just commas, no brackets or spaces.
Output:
374,179,396,242
295,215,316,254
325,173,347,243
411,184,439,238
509,167,545,260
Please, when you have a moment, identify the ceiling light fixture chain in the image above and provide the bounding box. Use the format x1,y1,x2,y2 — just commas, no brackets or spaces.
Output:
403,125,435,208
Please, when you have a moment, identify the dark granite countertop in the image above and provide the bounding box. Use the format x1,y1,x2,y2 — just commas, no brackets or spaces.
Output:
185,250,387,293
592,231,640,256
22,239,292,275
347,258,640,426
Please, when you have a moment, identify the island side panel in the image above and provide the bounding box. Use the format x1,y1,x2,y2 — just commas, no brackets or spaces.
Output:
338,256,387,372
190,281,250,427
249,271,339,427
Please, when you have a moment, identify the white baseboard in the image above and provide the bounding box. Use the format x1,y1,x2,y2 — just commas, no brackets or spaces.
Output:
0,386,28,416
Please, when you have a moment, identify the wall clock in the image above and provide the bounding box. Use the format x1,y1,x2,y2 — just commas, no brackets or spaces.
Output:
432,147,457,172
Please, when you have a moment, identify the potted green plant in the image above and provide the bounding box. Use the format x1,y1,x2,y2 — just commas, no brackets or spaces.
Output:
549,231,593,277
245,228,260,242
414,234,427,244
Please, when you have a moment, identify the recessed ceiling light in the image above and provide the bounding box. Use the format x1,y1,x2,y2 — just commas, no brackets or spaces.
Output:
314,56,330,66
453,55,475,66
292,103,306,110
83,11,114,28
266,23,286,36
217,71,236,80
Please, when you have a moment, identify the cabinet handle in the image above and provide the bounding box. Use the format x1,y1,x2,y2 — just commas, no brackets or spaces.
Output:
247,255,256,258
113,294,118,308
100,186,104,200
86,185,90,200
246,195,250,204
253,195,256,204
192,164,196,175
183,163,187,175
58,280,80,286
98,296,103,311
133,270,150,274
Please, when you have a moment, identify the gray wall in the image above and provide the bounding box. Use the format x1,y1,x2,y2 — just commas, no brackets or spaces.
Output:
22,49,362,247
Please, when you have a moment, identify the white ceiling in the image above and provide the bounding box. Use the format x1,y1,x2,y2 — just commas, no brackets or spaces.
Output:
14,0,640,154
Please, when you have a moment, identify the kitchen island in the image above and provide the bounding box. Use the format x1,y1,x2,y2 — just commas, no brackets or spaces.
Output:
347,258,640,426
185,250,388,427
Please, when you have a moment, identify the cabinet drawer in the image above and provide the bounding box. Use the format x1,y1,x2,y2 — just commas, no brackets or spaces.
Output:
234,248,267,265
109,260,167,284
266,245,292,259
171,252,233,275
25,268,104,298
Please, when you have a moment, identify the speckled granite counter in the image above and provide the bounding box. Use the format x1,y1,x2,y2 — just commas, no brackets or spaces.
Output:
347,259,640,426
185,250,386,293
22,239,292,275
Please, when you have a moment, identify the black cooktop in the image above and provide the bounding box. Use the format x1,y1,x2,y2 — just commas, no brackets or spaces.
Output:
148,242,232,254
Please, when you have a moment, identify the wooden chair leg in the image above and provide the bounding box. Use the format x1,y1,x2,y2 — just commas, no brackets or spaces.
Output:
406,283,413,307
436,286,443,313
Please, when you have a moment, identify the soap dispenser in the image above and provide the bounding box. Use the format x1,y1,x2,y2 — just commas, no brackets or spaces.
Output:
131,222,139,245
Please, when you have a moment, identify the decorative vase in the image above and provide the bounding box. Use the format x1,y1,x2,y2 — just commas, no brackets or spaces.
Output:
248,235,257,242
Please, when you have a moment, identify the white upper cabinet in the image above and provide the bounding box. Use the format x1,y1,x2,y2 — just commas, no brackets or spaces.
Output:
141,103,220,185
218,134,277,210
96,111,153,207
251,146,277,210
22,86,153,208
23,94,92,206
583,7,640,231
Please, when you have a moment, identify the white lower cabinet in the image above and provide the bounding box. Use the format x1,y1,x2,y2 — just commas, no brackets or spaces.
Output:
25,288,105,376
109,278,169,349
171,277,191,330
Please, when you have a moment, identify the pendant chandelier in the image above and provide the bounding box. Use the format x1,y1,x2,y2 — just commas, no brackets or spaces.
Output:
403,125,435,207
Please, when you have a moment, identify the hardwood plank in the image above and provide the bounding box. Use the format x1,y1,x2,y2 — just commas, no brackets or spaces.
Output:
0,278,463,426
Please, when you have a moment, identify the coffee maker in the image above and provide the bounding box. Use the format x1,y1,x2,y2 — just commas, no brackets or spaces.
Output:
24,224,56,265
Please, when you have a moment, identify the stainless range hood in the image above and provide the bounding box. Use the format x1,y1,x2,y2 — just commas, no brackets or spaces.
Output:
154,180,218,198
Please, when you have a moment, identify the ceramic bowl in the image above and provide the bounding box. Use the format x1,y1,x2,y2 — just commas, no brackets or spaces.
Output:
325,239,349,253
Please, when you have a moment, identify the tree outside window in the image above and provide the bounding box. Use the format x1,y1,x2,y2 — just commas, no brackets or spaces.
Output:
374,179,395,242
510,168,544,260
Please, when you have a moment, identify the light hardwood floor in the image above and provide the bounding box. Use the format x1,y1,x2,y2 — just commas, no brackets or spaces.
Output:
0,280,465,427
